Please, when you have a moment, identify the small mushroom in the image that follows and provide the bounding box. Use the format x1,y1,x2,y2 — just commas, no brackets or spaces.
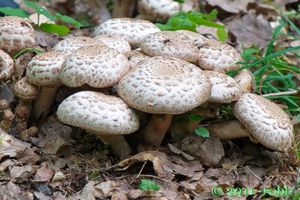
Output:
93,18,161,47
57,91,140,158
233,69,254,93
94,35,131,53
197,39,242,73
203,70,243,103
118,56,211,146
140,31,199,63
138,0,180,22
124,50,150,68
207,120,249,139
233,93,293,151
60,45,130,88
176,30,208,48
26,51,67,119
0,49,14,81
0,16,35,54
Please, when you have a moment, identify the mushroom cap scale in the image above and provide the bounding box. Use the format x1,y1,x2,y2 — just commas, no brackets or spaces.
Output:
0,49,14,81
26,51,67,86
60,45,130,88
176,30,208,48
233,93,293,151
93,18,161,47
140,31,199,63
57,91,140,135
94,35,131,53
118,56,211,114
13,77,39,100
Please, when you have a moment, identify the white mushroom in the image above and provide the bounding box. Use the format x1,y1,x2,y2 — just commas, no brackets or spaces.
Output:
233,93,293,151
233,69,254,93
94,35,131,53
0,49,14,81
124,50,150,68
57,91,140,158
176,30,208,48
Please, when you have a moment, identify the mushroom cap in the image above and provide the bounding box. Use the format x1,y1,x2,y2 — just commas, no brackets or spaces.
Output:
93,18,161,47
57,91,140,135
0,49,14,81
138,0,180,22
13,77,39,100
0,16,35,54
140,31,199,63
29,13,54,26
52,36,99,55
176,30,208,48
124,50,150,68
94,35,131,53
197,39,242,73
60,45,130,88
117,56,211,114
26,51,67,86
203,70,242,103
233,93,293,151
233,69,254,93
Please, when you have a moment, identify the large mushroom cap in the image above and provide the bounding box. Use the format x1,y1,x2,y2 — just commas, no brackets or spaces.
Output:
233,69,254,93
57,91,140,135
13,77,39,100
197,39,242,73
52,36,99,54
176,30,208,48
0,49,14,81
94,35,131,53
138,0,180,22
140,31,199,63
233,93,293,151
124,50,150,68
60,45,130,88
26,51,67,86
0,16,35,54
93,18,161,47
118,56,211,114
203,70,242,103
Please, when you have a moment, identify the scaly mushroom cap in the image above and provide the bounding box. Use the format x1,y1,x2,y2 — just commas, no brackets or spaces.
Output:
118,56,211,114
124,50,150,68
176,30,208,48
13,77,39,100
0,49,14,81
233,69,254,93
138,0,180,22
93,18,160,47
60,45,130,88
26,51,67,86
197,39,242,73
203,70,242,103
57,91,140,135
233,93,293,151
52,36,99,55
0,16,35,54
140,31,199,63
94,35,131,53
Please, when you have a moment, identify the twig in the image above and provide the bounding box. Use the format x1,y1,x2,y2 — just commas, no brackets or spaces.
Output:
262,89,298,97
136,161,147,179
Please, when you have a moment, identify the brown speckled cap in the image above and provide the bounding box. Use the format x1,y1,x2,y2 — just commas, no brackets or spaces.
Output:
60,45,130,88
0,16,35,54
140,31,199,63
57,91,140,135
124,50,150,68
26,51,67,86
13,77,39,100
93,18,161,47
176,30,208,48
233,69,254,93
233,93,293,151
94,35,131,53
0,49,14,81
118,56,211,114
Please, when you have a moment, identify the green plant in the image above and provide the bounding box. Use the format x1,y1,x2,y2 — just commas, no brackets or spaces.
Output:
156,9,228,41
139,179,160,191
195,127,210,138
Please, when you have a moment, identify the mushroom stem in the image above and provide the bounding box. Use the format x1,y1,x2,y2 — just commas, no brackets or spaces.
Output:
143,114,173,146
98,134,132,159
113,0,136,17
207,120,249,139
15,100,32,134
33,86,58,120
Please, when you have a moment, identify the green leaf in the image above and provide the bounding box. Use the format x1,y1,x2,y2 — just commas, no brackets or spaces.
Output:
55,13,83,28
189,114,204,122
0,7,29,18
195,127,210,138
295,115,300,122
156,23,173,31
139,179,160,191
24,0,56,21
216,28,228,42
13,48,44,59
174,0,184,3
39,23,70,36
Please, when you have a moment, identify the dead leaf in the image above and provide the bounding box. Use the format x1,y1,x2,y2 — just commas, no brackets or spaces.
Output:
10,165,34,179
52,171,66,182
94,180,130,199
168,144,195,161
34,165,55,182
206,0,254,13
0,159,16,171
33,191,52,200
0,181,34,200
78,181,96,200
238,166,264,188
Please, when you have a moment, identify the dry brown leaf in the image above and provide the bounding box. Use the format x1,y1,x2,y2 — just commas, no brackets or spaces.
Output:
0,159,16,171
10,165,34,179
94,180,131,199
206,0,254,13
168,144,195,161
0,181,34,200
34,165,55,182
33,192,52,200
237,166,265,188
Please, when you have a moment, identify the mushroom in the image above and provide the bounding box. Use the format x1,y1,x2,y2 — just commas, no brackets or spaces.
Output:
52,36,99,55
233,69,254,93
140,31,199,63
13,77,39,132
124,50,150,68
0,16,35,54
57,91,140,158
175,30,208,48
233,93,293,151
0,49,14,81
60,45,130,88
207,120,249,139
117,56,211,146
197,39,242,73
94,35,131,53
93,18,161,47
26,51,67,119
138,0,180,22
203,70,243,103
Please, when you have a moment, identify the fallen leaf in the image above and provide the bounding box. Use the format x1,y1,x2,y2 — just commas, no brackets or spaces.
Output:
10,165,34,179
206,0,254,13
168,144,195,161
33,191,52,200
94,180,130,199
78,181,96,200
34,165,55,182
0,181,34,200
